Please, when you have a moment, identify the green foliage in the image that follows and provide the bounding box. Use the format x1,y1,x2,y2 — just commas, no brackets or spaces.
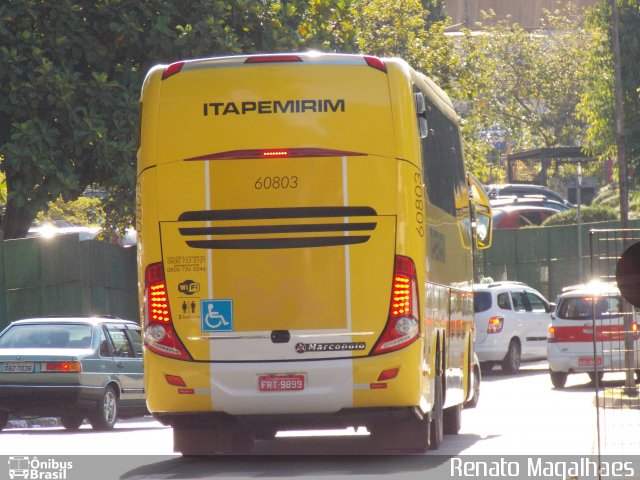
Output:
36,196,103,227
455,6,590,156
591,182,640,218
541,204,618,226
0,0,359,239
577,0,640,186
353,0,491,179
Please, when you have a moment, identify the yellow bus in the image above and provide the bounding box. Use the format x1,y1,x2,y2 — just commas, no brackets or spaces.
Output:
137,53,492,454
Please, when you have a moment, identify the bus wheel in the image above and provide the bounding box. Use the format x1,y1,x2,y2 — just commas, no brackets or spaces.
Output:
370,414,430,453
550,370,568,389
174,423,254,455
443,403,461,435
429,375,444,450
0,411,8,431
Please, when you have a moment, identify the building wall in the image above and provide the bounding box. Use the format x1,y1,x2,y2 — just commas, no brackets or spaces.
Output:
445,0,598,30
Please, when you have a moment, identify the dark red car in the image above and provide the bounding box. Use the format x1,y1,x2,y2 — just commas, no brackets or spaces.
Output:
492,205,560,229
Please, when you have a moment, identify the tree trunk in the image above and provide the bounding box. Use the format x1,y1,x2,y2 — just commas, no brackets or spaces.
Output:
2,198,35,239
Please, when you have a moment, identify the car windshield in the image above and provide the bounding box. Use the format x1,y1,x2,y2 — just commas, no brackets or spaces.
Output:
557,296,622,320
474,291,492,313
0,324,93,349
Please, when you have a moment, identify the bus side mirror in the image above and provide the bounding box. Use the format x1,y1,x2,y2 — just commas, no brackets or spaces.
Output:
414,92,428,138
475,212,492,249
467,173,493,250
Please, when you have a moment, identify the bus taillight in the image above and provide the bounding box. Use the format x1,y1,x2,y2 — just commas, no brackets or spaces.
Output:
244,55,303,64
143,262,191,361
364,55,387,73
373,255,420,355
162,61,185,80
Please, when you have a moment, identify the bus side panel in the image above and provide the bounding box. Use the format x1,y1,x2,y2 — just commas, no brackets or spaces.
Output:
352,159,429,409
137,67,164,175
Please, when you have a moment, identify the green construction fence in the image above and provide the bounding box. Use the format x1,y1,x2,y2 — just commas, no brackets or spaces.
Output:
481,219,640,302
1,233,138,330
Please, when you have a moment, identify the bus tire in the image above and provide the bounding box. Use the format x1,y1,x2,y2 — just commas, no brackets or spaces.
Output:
465,363,480,409
370,414,430,453
0,411,8,431
429,375,444,450
174,423,254,455
443,402,461,435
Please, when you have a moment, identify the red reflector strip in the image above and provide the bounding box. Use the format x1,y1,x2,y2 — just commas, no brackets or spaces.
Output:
185,148,367,161
178,388,195,395
370,383,388,389
162,61,185,80
553,325,628,342
245,55,303,64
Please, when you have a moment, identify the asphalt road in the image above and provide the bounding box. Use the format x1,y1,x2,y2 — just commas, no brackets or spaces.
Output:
1,361,629,480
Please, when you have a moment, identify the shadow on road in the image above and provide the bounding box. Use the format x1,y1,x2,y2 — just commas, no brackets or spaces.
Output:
3,416,166,435
120,432,497,479
123,453,448,480
481,363,548,381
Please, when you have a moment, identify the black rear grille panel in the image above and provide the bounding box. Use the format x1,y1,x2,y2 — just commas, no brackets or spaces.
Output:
177,206,378,250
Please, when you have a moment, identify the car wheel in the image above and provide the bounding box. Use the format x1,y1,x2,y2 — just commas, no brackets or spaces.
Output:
0,411,8,431
89,385,118,431
501,339,521,373
588,372,604,385
60,415,84,430
550,370,568,388
429,375,444,450
480,362,494,374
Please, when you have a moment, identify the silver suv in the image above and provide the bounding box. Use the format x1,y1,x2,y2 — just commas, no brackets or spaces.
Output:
474,281,553,373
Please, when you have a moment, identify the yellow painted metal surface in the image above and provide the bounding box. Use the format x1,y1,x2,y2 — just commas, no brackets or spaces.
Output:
138,54,475,417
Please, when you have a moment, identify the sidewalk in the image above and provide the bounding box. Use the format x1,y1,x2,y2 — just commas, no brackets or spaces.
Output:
593,386,640,455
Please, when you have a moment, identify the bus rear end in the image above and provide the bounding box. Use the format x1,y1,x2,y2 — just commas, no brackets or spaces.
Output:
137,54,431,453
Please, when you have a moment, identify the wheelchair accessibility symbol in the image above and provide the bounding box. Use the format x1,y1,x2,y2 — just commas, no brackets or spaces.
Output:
201,299,233,332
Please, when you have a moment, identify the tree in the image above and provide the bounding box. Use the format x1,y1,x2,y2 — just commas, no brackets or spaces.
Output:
0,0,358,239
455,8,590,155
577,0,640,187
353,0,494,178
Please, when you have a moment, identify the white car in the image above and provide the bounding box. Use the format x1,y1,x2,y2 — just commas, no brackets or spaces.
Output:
474,281,553,373
547,281,640,388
